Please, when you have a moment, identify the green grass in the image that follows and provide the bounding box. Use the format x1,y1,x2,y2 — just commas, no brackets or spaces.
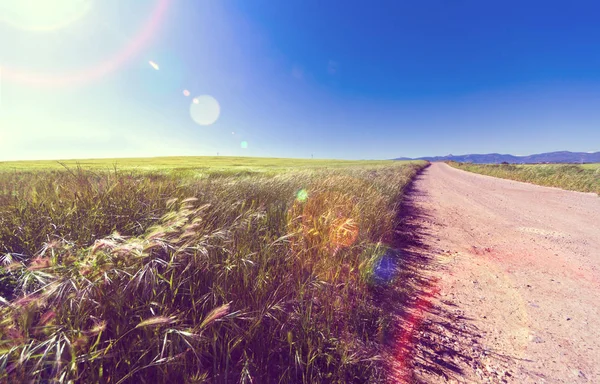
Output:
0,157,427,383
449,162,600,195
0,156,408,173
580,163,600,170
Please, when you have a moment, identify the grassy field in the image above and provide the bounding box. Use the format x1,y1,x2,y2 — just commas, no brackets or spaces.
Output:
449,162,600,195
0,157,427,383
0,156,402,173
580,163,600,170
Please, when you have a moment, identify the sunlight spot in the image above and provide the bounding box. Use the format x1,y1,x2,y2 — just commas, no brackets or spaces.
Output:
296,189,309,202
190,95,220,126
149,61,160,71
183,89,190,97
1,0,172,87
240,141,248,149
0,0,93,31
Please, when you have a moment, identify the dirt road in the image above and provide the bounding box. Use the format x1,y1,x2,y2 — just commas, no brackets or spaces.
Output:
400,163,600,383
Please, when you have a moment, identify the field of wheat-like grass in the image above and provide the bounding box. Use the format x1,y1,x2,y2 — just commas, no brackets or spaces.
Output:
0,159,426,383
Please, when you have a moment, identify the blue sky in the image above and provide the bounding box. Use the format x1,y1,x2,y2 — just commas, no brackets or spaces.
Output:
1,0,599,160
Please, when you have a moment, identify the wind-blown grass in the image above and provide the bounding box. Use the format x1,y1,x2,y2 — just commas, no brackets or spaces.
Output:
449,162,600,195
0,160,426,383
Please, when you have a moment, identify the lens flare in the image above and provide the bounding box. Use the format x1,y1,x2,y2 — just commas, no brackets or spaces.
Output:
296,189,309,202
329,217,359,249
240,141,248,149
0,0,93,32
189,95,220,126
372,248,399,285
140,54,184,95
288,187,361,255
149,61,160,70
183,89,190,97
1,0,173,87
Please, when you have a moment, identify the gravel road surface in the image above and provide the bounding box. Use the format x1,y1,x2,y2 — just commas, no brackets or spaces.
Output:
398,163,600,383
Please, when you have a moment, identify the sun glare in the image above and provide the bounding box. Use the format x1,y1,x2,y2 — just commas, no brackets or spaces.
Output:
1,0,172,87
0,0,94,31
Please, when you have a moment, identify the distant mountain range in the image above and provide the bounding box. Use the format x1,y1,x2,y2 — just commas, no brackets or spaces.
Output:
395,151,600,164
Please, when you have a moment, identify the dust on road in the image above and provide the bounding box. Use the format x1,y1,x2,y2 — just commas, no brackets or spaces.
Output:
400,162,600,383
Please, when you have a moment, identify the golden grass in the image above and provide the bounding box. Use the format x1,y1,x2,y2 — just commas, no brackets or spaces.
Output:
0,160,427,383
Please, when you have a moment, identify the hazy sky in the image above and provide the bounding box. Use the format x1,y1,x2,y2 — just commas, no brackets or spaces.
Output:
1,0,599,161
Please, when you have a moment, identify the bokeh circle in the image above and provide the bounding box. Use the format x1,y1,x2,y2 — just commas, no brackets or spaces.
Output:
190,95,221,126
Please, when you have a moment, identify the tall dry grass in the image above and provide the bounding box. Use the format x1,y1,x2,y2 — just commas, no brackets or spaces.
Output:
449,162,600,195
0,162,426,383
